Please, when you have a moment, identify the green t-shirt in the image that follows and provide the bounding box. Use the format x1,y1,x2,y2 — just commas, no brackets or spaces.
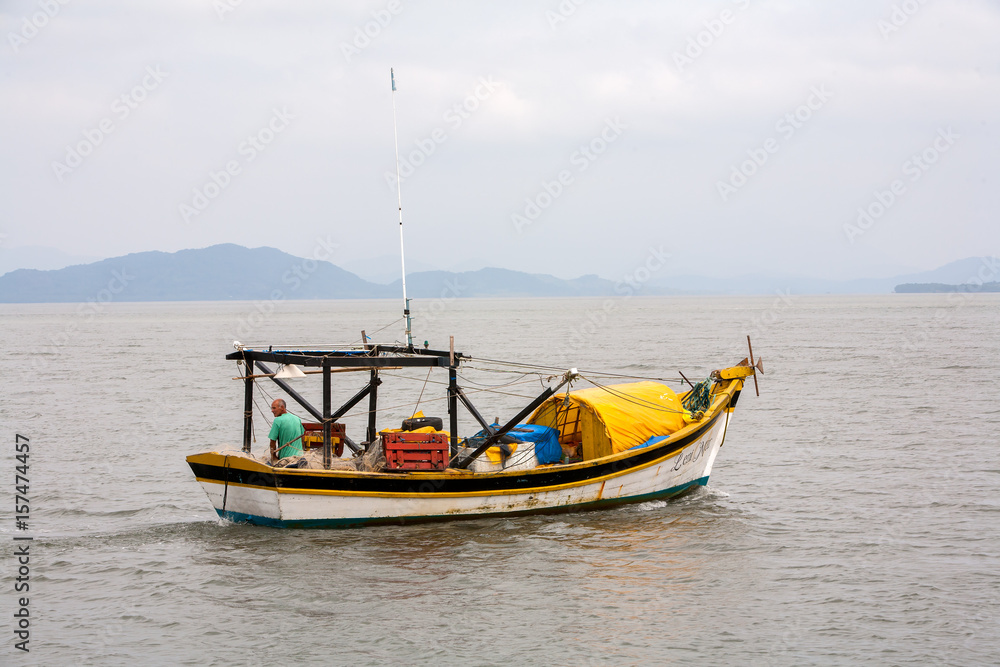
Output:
268,412,304,459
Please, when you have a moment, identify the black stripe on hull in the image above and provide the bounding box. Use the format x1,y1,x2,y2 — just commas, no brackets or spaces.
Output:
217,477,710,529
189,407,725,495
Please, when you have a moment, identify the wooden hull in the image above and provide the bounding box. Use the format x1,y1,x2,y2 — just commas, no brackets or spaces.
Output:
187,381,743,528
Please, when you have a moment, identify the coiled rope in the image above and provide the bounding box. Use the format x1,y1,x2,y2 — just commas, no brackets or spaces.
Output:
681,377,713,418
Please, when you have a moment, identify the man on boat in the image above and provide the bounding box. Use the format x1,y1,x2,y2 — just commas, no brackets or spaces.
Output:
268,399,305,462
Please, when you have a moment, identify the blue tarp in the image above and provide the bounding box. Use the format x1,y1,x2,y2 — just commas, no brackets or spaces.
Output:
508,424,562,464
629,435,670,450
469,423,563,465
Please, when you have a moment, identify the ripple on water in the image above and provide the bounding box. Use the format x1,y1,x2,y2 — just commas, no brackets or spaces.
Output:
3,295,999,665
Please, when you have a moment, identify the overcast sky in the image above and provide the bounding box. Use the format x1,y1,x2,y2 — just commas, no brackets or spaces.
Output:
1,0,997,281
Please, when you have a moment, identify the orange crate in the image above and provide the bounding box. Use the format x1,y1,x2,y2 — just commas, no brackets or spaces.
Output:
383,431,449,471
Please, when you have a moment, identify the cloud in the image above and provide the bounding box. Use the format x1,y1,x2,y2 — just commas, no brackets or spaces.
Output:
1,0,998,280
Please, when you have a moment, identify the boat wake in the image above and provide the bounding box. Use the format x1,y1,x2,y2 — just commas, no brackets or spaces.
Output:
635,500,668,511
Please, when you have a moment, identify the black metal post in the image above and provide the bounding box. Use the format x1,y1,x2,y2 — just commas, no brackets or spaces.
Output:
242,370,253,453
342,433,362,455
330,382,376,423
323,361,332,469
448,366,459,457
366,369,378,445
456,387,494,434
454,374,575,469
255,361,323,422
256,360,362,455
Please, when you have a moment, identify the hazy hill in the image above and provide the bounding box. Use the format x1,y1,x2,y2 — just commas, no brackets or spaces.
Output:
646,256,999,295
1,245,995,302
892,257,999,285
0,245,631,303
392,268,623,298
895,282,1000,293
0,244,387,303
0,245,101,275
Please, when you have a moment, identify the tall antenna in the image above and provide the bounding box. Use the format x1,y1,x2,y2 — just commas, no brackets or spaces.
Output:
390,67,414,349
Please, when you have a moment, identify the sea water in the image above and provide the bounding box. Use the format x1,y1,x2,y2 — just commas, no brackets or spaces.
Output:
0,294,998,665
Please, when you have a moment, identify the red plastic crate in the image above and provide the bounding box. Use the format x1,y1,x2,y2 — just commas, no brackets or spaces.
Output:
383,431,449,471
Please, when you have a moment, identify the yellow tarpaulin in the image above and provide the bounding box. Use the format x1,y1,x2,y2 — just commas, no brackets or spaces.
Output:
484,442,517,465
529,381,688,457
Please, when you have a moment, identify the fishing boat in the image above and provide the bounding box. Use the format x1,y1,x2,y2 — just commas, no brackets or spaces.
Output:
185,339,762,528
185,69,763,527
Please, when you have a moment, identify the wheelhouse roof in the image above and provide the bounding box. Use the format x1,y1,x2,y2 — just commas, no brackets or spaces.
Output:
226,344,466,368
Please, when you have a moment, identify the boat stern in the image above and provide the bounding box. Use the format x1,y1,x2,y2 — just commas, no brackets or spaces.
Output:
187,451,282,523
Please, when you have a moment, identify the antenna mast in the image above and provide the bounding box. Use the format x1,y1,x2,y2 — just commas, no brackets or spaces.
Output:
390,68,414,349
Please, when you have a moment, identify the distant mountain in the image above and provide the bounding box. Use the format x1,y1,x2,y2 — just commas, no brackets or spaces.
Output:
339,254,443,285
895,282,1000,293
0,245,101,275
0,245,634,303
391,268,624,298
0,244,387,303
893,257,999,285
340,255,498,285
1,245,995,302
648,256,999,295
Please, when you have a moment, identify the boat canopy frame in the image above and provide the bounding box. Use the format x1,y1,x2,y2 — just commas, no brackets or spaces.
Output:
227,344,571,470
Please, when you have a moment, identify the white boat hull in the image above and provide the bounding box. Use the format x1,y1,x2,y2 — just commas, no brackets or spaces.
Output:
190,405,733,528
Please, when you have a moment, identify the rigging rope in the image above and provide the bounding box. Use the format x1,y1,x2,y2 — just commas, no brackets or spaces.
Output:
337,380,542,422
253,383,274,428
239,349,704,442
413,368,432,414
237,363,259,445
378,372,544,392
468,356,683,385
681,377,713,418
359,316,405,345
580,376,687,414
457,371,542,390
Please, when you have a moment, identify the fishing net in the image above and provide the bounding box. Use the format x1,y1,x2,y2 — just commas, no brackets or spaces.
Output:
262,440,387,472
271,450,356,470
681,377,713,419
355,439,386,473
